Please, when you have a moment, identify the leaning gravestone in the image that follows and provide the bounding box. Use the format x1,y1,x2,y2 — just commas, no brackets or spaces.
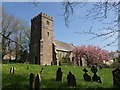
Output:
112,68,120,87
91,65,102,83
29,73,34,90
38,73,41,82
34,74,40,90
83,68,91,81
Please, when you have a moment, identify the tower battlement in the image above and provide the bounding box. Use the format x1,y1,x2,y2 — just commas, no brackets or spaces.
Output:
40,12,53,20
31,12,54,21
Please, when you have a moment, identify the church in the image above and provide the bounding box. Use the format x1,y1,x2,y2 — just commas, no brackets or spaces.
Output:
29,12,75,65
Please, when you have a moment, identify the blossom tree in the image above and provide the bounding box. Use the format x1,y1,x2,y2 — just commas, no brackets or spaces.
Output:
73,45,110,66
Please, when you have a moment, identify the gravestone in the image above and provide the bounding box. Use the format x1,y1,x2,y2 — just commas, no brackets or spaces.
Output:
56,67,62,81
10,67,13,73
34,74,40,90
59,61,61,66
83,68,91,81
38,73,41,82
51,61,53,66
91,65,97,73
27,65,29,69
40,67,44,74
112,68,120,87
92,73,102,83
29,73,34,90
91,65,102,83
13,67,16,74
10,67,16,74
67,71,76,87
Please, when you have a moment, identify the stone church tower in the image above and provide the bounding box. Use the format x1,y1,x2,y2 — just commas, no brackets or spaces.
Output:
29,12,56,65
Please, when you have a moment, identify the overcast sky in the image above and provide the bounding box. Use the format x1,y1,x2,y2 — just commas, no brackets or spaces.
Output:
2,2,118,52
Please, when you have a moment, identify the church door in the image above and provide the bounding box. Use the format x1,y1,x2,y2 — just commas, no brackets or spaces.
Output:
35,56,37,64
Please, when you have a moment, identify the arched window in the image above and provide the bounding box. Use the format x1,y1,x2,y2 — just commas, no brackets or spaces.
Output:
47,32,49,36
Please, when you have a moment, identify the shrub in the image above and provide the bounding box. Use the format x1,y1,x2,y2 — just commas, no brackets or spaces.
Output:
111,60,120,68
100,63,110,68
2,60,10,64
61,57,73,66
61,57,70,63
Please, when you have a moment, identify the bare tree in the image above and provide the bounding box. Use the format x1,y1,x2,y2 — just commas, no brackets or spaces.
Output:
21,27,31,52
1,9,30,61
62,1,120,48
2,9,19,58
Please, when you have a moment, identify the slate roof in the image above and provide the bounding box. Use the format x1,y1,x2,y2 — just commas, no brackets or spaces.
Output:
54,40,75,52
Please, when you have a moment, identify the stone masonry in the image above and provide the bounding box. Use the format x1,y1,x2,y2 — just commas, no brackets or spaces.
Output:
29,12,55,65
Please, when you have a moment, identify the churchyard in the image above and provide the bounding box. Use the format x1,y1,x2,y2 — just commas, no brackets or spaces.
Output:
2,63,116,89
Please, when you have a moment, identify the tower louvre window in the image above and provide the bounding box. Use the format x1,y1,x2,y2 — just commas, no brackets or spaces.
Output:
47,32,49,36
47,21,49,25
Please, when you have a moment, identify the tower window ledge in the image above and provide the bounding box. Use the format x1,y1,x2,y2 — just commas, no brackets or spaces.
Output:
40,39,43,41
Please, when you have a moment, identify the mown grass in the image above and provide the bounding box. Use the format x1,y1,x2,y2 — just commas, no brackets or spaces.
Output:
2,63,115,89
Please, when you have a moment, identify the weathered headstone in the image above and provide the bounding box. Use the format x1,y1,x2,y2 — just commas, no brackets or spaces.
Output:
10,67,16,74
91,65,102,83
83,68,91,81
91,65,97,73
112,68,120,87
10,67,13,73
38,73,41,82
34,74,40,90
92,73,102,83
59,61,61,66
13,67,16,74
27,65,29,69
40,67,43,74
56,67,62,81
29,73,34,90
51,61,53,66
67,71,76,87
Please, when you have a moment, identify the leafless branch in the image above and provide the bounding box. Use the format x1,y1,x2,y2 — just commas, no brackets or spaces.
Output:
0,32,24,49
62,1,80,26
62,0,120,47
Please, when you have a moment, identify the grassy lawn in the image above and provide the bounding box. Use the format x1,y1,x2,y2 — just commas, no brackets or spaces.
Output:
2,63,115,89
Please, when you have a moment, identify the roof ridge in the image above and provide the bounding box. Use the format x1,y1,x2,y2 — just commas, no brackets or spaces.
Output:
54,40,74,51
54,40,72,45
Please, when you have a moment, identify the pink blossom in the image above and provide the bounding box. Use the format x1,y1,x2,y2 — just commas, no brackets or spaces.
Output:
73,45,110,65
